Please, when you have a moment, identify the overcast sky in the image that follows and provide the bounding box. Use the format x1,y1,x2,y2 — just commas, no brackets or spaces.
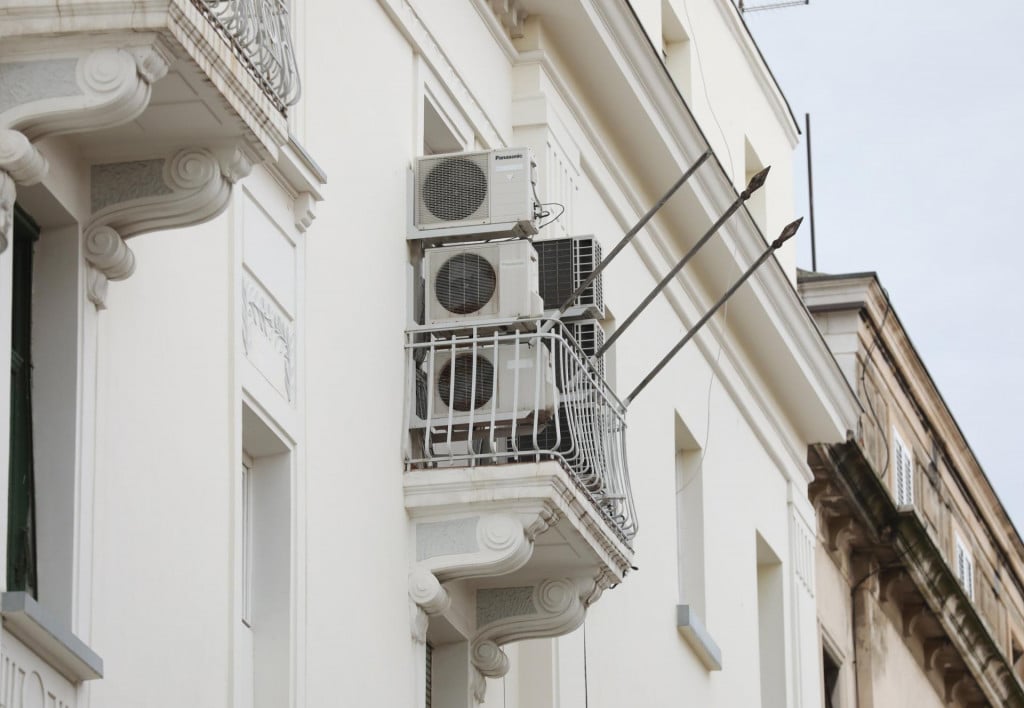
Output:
744,2,1024,530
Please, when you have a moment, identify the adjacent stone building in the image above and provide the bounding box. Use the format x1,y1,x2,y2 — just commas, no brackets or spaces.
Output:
801,270,1024,707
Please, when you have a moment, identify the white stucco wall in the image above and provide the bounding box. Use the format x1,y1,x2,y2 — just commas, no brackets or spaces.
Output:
0,1,843,707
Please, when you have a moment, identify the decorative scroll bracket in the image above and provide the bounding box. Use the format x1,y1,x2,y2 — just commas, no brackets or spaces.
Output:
0,130,48,253
0,42,171,254
85,145,253,308
406,509,559,644
469,577,601,703
0,44,171,141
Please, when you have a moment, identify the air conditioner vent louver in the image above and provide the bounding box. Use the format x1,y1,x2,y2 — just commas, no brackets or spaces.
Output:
437,354,495,411
421,157,489,222
535,236,604,319
435,253,497,315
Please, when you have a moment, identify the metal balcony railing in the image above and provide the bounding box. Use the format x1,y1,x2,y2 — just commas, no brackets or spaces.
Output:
192,0,301,113
405,319,637,544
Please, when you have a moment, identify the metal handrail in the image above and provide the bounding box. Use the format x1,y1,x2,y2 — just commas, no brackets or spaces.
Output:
192,0,301,113
404,318,637,543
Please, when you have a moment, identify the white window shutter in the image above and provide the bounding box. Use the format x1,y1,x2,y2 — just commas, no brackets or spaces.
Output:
893,431,913,506
956,536,974,601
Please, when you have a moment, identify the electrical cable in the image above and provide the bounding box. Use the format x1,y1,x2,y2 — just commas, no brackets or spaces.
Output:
537,202,566,230
583,621,590,708
532,179,565,230
700,300,727,466
681,0,735,174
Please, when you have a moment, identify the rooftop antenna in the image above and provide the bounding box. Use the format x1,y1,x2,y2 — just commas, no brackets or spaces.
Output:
738,0,810,12
806,113,818,271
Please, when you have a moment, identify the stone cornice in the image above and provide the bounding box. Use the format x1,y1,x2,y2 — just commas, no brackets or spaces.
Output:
809,441,1024,706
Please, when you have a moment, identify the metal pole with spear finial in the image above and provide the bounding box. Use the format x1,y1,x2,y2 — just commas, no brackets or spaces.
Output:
623,217,803,407
537,150,713,336
594,165,770,358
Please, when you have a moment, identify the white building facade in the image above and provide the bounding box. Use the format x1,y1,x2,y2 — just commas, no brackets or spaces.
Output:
0,1,858,707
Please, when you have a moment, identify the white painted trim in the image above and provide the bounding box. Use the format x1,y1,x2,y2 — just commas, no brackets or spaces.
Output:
377,0,506,150
709,0,800,147
1,591,102,682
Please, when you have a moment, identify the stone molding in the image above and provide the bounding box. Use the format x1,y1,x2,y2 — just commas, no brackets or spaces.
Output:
487,0,528,39
84,145,252,308
808,441,1024,707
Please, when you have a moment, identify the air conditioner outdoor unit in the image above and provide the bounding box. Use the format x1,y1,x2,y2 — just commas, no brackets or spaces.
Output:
413,342,556,430
409,148,539,243
424,240,543,327
534,236,604,320
565,320,605,380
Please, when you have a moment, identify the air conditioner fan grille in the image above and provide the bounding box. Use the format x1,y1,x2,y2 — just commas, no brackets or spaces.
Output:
420,156,488,223
435,252,496,315
438,354,495,411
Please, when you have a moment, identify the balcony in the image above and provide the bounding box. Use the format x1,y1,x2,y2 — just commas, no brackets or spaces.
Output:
404,319,635,695
0,0,299,162
0,0,319,303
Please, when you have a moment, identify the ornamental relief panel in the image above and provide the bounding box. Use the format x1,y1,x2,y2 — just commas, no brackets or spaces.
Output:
1,633,76,708
242,274,296,403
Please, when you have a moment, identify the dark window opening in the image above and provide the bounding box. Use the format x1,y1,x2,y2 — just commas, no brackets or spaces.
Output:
425,642,433,708
8,204,39,597
822,647,841,708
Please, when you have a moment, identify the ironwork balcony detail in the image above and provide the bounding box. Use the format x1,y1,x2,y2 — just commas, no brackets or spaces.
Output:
405,319,637,544
192,0,301,113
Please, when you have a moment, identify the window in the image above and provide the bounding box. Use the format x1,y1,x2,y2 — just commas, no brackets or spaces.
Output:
893,430,914,506
661,0,693,102
423,97,463,156
744,139,767,232
675,415,705,617
955,535,975,601
756,534,786,708
8,204,39,597
3,201,104,678
425,642,433,708
241,458,254,627
822,647,841,708
1012,636,1023,683
238,405,293,708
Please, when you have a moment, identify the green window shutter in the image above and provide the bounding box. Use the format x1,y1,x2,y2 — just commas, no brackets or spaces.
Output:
8,204,39,597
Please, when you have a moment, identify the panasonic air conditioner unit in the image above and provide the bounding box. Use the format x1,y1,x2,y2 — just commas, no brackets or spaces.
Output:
409,148,539,243
535,236,604,320
424,240,543,327
414,342,556,429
